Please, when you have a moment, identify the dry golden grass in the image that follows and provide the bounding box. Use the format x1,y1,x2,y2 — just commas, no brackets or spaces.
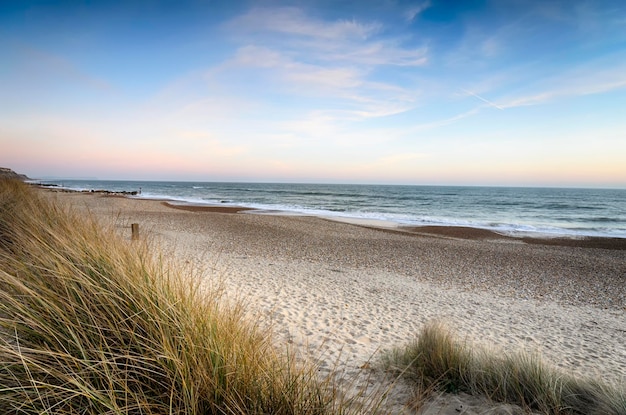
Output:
0,180,338,414
383,321,626,415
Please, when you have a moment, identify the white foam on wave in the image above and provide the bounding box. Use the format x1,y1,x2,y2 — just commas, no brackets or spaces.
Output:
155,198,626,239
244,204,626,239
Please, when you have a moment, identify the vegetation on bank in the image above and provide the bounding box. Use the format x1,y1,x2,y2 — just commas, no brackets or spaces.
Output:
383,321,626,415
0,180,336,414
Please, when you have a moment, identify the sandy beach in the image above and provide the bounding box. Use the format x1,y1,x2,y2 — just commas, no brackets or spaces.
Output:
45,190,626,414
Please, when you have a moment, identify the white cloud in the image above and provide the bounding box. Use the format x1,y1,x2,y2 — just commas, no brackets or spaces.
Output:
225,6,428,68
287,66,364,89
225,45,365,92
330,41,428,67
213,6,429,128
500,61,626,108
214,45,418,121
461,88,504,110
230,45,284,68
227,7,381,41
405,1,431,22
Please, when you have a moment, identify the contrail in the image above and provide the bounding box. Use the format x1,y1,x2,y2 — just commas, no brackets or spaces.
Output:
461,88,504,110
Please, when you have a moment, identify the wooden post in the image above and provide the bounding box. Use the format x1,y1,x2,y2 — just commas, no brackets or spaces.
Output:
131,223,139,240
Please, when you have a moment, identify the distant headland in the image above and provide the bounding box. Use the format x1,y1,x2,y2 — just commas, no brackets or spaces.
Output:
0,167,29,181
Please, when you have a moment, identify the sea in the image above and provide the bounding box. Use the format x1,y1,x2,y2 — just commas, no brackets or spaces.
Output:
37,180,626,239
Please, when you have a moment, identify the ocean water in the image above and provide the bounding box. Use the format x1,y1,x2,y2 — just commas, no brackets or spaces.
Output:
40,180,626,239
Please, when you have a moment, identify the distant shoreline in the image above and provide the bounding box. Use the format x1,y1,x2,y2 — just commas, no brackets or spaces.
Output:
34,181,626,243
37,184,626,250
161,199,626,250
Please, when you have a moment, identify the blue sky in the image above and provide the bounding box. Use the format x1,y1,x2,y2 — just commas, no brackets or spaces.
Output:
1,0,625,187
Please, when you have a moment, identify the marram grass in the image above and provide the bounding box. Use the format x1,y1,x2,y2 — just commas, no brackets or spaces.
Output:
383,321,626,415
0,180,336,414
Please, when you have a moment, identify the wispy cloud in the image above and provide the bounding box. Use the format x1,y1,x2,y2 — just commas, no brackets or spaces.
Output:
229,45,365,90
225,6,428,67
443,1,626,114
332,41,428,67
461,88,504,110
213,6,428,129
500,60,626,108
211,45,367,110
227,7,381,41
209,43,419,123
405,1,431,22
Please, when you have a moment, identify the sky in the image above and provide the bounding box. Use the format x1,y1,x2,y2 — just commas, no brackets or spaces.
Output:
1,0,625,187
